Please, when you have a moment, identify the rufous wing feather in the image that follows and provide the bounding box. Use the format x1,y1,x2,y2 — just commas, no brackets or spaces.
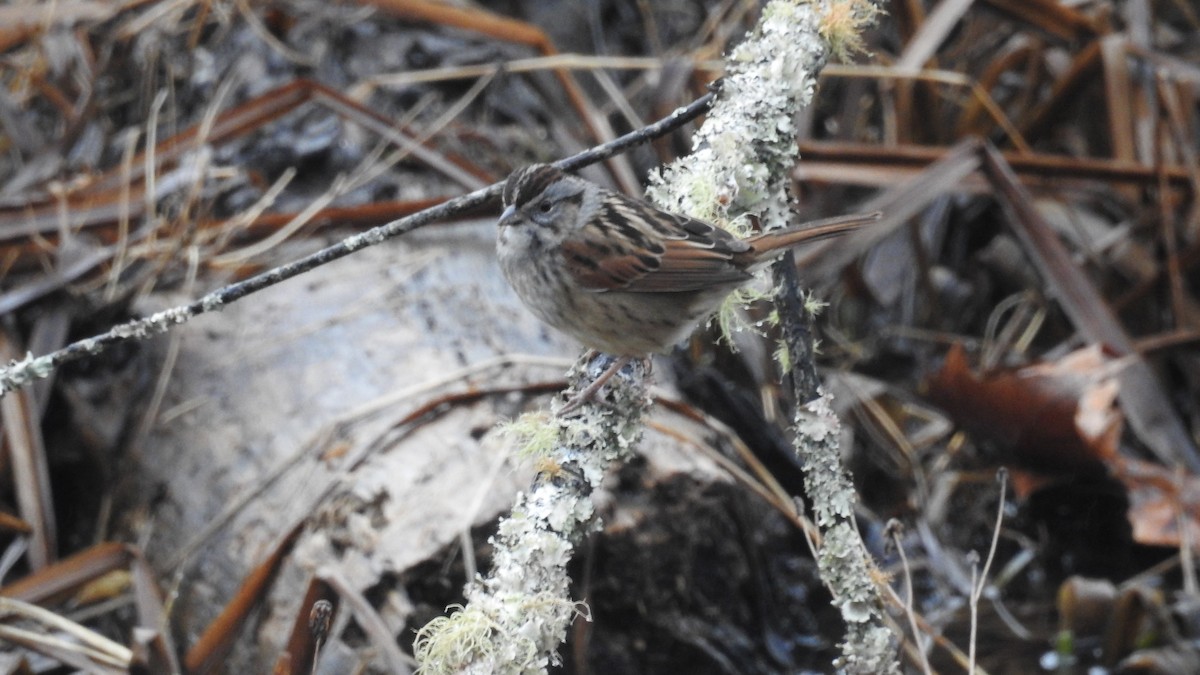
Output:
561,193,754,293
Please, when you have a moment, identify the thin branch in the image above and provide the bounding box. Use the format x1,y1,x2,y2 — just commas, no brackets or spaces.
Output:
887,519,933,675
0,89,716,396
969,467,1008,673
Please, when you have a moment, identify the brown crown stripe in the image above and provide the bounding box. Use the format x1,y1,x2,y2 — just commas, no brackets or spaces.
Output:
505,164,564,208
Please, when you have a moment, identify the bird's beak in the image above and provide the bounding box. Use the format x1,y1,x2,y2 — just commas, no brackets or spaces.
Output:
499,204,516,226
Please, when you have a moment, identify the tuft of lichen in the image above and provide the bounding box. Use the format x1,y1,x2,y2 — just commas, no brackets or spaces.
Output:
413,594,587,674
497,412,561,460
712,284,773,350
773,339,794,373
802,290,830,315
813,0,880,61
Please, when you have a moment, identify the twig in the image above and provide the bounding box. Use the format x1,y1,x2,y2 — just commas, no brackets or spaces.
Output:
0,596,133,667
969,467,1008,674
355,53,723,94
318,567,416,672
213,70,497,266
1178,466,1198,596
886,519,933,675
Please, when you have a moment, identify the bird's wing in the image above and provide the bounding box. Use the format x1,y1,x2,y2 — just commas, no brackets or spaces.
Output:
560,192,752,293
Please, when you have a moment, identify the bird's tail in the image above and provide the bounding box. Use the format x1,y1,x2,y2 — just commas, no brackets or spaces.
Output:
746,211,882,256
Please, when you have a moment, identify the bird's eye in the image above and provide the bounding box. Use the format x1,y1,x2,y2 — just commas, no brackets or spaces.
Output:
538,200,553,213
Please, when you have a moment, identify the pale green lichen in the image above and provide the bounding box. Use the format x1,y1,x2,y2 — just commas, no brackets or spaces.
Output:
497,412,561,460
803,291,829,315
773,339,794,373
413,595,587,675
811,0,880,62
712,285,772,350
413,604,502,672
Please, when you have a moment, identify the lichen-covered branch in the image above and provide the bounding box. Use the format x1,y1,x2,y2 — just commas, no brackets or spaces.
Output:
793,393,899,673
645,1,898,673
414,356,649,673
